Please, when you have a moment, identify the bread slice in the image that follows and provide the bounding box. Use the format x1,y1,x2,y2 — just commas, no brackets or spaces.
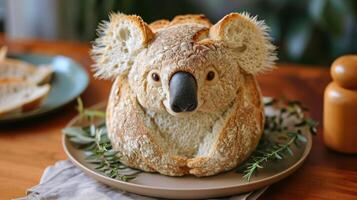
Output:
0,83,50,116
0,58,53,85
0,47,53,116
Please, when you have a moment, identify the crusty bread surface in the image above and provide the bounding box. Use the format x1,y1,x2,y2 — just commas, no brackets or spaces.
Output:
93,13,276,176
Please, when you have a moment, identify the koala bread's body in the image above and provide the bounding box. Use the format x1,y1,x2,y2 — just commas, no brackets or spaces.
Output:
92,13,276,176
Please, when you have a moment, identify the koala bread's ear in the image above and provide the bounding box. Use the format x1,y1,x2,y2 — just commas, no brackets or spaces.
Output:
91,13,154,79
209,13,277,74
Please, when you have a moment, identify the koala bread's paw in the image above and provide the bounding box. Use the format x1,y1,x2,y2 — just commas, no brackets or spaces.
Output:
155,155,189,176
187,156,218,177
170,155,188,167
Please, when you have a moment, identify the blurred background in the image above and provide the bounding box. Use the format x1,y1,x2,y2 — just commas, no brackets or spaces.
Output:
1,0,357,66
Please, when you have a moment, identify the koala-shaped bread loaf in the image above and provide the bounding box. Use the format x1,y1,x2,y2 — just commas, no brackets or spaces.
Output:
91,13,276,177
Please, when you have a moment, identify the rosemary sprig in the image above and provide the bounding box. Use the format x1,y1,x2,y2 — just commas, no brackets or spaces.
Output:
237,98,317,181
63,98,138,182
241,132,300,181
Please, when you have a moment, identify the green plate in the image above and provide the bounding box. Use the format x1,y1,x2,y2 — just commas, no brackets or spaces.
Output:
0,54,89,122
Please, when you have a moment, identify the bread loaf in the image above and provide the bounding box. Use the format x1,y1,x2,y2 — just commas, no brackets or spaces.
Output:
92,13,276,176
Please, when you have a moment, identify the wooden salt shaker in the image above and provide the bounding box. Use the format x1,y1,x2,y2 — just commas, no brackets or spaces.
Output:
324,55,357,153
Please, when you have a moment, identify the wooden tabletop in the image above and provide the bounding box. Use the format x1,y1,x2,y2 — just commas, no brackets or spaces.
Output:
0,37,356,200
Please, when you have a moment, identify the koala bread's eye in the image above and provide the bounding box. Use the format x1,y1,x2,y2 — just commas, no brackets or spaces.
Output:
206,71,215,81
151,72,160,82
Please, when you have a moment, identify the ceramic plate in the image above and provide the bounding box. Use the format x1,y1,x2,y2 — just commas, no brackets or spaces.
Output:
0,54,89,122
62,103,312,199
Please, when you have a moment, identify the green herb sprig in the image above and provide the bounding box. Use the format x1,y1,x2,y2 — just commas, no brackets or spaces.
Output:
237,98,317,181
63,98,138,181
76,98,106,121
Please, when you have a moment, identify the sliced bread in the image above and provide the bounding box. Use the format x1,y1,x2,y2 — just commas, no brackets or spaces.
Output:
0,47,53,116
0,83,50,116
0,58,53,85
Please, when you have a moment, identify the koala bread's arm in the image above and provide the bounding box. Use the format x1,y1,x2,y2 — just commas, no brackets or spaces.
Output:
188,76,264,176
107,78,188,176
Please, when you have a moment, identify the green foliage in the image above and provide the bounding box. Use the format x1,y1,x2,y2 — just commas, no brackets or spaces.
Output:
237,98,317,181
75,98,105,121
63,98,138,181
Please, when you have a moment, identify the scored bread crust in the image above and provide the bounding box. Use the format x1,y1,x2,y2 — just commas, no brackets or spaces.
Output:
98,12,275,177
107,74,264,176
187,75,264,176
149,19,170,31
107,78,189,176
149,15,212,32
170,14,212,27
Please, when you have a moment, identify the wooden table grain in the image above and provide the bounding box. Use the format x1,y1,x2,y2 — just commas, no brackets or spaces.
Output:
0,37,356,200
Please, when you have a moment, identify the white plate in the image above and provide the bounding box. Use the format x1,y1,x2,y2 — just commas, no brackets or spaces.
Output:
62,103,312,199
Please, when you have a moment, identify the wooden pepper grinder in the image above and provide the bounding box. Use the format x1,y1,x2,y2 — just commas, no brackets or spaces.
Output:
324,55,357,153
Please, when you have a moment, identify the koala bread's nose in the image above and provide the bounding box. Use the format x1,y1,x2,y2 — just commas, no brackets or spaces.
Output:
169,71,198,113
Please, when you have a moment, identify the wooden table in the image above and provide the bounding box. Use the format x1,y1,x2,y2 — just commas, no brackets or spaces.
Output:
0,37,356,200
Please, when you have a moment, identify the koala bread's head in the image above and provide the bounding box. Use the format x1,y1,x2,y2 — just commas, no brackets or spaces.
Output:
91,13,276,116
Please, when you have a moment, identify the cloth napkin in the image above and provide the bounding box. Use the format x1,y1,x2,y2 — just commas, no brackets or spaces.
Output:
16,160,268,200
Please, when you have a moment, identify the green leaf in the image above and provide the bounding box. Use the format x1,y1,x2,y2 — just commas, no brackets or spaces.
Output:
90,125,96,137
63,127,95,144
287,147,294,156
275,153,283,159
87,158,103,164
69,137,94,145
104,151,118,157
76,97,84,114
121,175,136,181
297,134,307,143
62,127,87,137
84,109,106,119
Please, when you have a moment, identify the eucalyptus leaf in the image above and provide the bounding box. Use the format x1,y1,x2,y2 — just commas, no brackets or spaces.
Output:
62,127,87,137
69,137,94,145
104,151,119,157
64,127,95,143
297,134,307,143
